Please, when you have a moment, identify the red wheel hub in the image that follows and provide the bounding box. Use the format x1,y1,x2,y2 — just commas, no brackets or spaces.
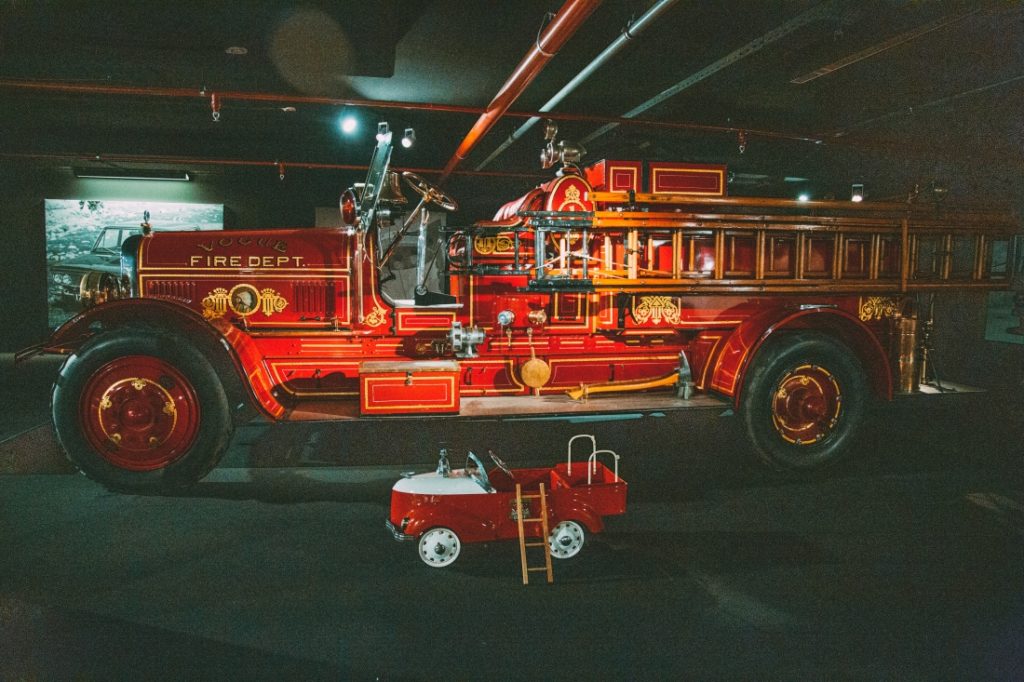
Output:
80,355,200,471
770,364,842,446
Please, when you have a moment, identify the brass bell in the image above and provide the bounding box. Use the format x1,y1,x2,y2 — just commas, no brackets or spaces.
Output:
379,171,408,204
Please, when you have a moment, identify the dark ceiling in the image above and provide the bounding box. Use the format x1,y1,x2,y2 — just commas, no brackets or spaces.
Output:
1,0,1021,220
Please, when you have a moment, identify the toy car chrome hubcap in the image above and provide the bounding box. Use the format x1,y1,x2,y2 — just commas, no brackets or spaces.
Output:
549,521,584,559
418,528,461,567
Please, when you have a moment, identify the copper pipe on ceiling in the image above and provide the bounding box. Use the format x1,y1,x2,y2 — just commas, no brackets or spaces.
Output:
476,0,680,171
439,0,602,182
0,78,821,144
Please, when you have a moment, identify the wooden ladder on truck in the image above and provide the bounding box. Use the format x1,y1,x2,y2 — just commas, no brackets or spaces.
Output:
515,483,553,585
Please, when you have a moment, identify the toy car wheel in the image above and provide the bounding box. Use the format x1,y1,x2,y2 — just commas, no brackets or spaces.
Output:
549,520,585,559
418,527,461,568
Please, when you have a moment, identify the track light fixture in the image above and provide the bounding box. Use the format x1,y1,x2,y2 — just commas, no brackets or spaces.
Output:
851,182,865,202
401,128,416,148
376,122,391,142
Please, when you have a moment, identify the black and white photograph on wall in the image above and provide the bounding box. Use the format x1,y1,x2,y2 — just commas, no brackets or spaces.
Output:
44,199,223,328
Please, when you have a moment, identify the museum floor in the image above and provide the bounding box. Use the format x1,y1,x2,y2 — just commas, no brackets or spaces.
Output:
2,355,1022,680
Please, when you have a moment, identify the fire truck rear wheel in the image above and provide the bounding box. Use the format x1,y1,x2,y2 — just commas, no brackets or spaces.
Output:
52,327,233,493
741,332,868,471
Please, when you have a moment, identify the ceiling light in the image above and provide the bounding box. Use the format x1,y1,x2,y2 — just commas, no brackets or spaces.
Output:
340,115,358,135
376,122,390,142
851,182,865,202
401,128,416,148
73,167,191,182
798,193,810,202
225,46,248,56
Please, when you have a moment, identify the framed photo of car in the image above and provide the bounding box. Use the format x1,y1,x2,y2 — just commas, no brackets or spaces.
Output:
44,199,223,327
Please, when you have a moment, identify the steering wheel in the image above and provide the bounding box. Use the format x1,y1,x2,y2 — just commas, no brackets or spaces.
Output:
402,171,459,211
488,449,514,480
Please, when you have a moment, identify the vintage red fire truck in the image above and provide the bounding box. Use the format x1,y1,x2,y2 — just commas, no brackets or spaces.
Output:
27,126,1020,492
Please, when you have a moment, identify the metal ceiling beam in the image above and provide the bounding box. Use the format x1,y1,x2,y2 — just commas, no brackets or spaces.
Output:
475,0,679,171
790,9,980,84
439,0,602,182
580,0,838,147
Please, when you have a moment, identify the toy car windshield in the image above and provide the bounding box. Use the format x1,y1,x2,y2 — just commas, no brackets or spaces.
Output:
464,451,493,492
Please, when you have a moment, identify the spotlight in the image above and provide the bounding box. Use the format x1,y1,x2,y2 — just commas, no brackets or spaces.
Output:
376,122,390,142
851,183,865,203
340,115,357,135
401,128,416,148
797,193,810,202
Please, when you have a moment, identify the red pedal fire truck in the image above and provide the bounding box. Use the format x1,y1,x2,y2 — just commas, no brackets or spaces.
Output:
25,126,1020,492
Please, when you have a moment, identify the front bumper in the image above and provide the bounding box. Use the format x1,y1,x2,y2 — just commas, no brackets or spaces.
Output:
385,519,415,542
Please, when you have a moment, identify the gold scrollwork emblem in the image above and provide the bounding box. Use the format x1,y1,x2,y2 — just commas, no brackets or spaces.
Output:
363,304,388,327
632,296,682,325
473,235,514,255
557,184,585,211
858,296,900,321
202,284,289,319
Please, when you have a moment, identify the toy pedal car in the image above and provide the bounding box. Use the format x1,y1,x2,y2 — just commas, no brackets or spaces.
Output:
386,435,627,568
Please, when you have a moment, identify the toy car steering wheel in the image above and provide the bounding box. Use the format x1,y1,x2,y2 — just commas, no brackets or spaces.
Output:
489,450,514,480
402,171,459,212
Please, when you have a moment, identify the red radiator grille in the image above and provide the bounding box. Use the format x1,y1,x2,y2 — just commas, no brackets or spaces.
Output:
146,280,196,302
293,282,328,313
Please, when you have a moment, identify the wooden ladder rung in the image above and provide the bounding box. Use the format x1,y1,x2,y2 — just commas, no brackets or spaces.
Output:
516,482,554,585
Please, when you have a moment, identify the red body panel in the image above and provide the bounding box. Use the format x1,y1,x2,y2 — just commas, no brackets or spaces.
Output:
648,161,727,196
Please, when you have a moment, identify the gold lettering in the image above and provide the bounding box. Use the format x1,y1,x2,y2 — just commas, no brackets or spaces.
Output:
238,236,253,246
213,256,226,266
273,240,287,254
197,240,213,252
229,256,241,267
248,256,261,267
189,256,202,266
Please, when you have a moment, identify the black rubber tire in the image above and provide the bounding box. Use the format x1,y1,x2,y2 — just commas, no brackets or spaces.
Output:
52,327,233,493
740,331,868,471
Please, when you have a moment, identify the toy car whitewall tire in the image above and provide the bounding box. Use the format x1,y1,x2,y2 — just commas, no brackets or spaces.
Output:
549,520,585,559
418,527,461,567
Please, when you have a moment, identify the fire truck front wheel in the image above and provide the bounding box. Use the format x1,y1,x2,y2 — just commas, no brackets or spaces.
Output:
52,328,233,493
741,332,868,471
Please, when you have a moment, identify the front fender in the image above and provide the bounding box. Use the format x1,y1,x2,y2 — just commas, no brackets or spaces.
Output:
708,305,893,407
42,298,285,419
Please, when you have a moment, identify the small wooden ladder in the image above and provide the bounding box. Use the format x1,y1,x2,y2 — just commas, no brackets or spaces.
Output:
515,483,554,585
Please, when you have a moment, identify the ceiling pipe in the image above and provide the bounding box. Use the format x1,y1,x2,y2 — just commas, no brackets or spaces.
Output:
0,78,821,144
476,0,679,171
0,152,548,179
439,0,602,182
580,0,838,147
